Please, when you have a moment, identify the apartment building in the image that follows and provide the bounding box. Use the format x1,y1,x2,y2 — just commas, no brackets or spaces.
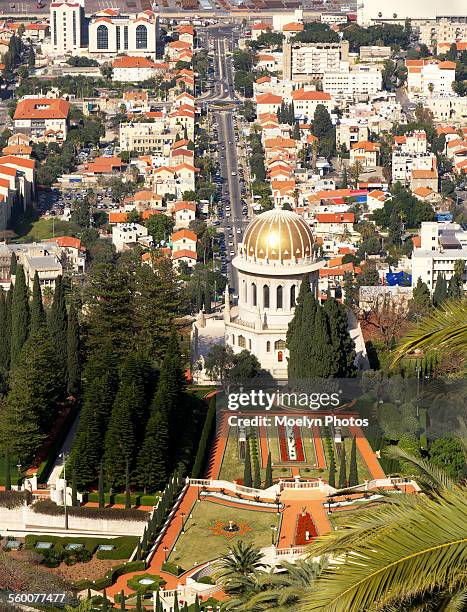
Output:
359,46,391,62
284,40,349,80
291,89,332,118
411,221,467,293
425,96,467,122
419,19,467,48
350,140,380,168
323,65,382,99
50,0,84,55
112,223,151,252
13,97,70,141
392,150,437,185
406,59,456,97
112,56,161,82
336,119,369,150
119,122,179,155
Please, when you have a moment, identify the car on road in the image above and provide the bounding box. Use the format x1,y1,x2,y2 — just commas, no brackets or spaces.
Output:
231,171,236,176
230,250,235,256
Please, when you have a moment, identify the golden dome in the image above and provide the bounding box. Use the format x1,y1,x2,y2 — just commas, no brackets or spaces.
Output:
241,208,314,261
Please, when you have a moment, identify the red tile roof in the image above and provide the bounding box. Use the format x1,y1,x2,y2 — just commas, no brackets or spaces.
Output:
113,56,155,69
14,97,70,120
172,229,197,242
292,89,331,101
316,213,355,223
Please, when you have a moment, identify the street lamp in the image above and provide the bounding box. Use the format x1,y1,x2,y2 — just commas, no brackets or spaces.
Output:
327,499,332,515
181,512,186,534
270,524,277,546
163,546,168,561
60,453,68,530
275,494,281,514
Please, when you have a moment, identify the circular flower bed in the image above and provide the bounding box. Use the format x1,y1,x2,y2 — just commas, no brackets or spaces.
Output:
126,573,166,594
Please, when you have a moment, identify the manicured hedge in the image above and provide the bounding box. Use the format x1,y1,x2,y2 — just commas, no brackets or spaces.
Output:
73,560,146,591
25,535,138,560
161,561,185,576
86,492,160,506
191,396,216,478
33,499,149,521
0,490,31,508
126,574,166,594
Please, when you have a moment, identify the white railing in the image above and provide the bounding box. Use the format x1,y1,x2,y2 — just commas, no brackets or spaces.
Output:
275,546,306,557
281,480,321,489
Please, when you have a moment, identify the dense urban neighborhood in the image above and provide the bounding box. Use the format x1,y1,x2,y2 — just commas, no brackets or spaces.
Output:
0,0,465,610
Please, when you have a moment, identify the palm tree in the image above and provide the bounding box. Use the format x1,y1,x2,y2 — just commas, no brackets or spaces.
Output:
300,446,467,611
216,541,266,596
238,559,327,611
391,299,467,371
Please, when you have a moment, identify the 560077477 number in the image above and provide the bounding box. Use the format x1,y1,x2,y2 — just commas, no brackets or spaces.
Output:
3,593,68,605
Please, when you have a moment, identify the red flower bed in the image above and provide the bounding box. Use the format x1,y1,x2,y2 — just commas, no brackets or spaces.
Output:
295,512,318,545
293,425,305,462
278,425,288,462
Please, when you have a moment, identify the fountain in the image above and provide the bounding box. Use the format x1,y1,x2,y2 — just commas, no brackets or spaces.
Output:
223,520,240,533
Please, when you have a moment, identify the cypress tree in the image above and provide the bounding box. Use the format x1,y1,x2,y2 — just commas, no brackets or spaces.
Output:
348,436,358,487
9,252,17,276
243,440,252,487
328,455,336,488
308,305,334,378
98,461,105,508
101,590,108,612
66,303,80,397
323,297,356,377
264,451,273,488
71,469,78,507
10,264,29,368
135,592,142,612
192,397,216,478
447,273,463,299
48,275,68,379
173,591,179,612
30,271,46,334
136,402,169,493
125,459,131,509
1,326,61,462
155,591,161,612
253,450,261,489
194,594,201,612
182,603,188,612
120,590,125,611
412,277,431,308
338,445,347,489
432,273,447,307
0,288,8,372
4,450,11,490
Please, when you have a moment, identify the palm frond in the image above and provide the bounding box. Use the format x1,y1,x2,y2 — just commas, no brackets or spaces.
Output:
391,299,467,367
300,488,467,612
382,445,455,489
443,587,467,612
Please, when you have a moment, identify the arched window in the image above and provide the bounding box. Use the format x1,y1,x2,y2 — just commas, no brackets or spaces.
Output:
290,284,296,307
252,283,257,306
136,24,148,49
274,339,286,350
96,24,109,50
238,335,246,348
263,285,270,308
277,285,283,309
278,351,283,362
266,341,271,352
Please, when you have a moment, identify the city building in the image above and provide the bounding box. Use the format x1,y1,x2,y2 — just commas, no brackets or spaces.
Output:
358,0,466,25
419,19,467,48
336,119,370,150
411,222,467,292
119,122,179,155
283,40,349,81
359,46,392,62
13,97,70,142
425,96,467,122
291,89,333,119
50,0,84,55
112,223,151,252
350,140,380,168
406,59,456,97
323,65,382,99
112,56,159,82
224,207,324,378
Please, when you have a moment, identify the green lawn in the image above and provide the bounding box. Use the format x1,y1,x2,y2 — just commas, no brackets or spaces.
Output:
14,214,80,243
0,455,22,486
218,427,291,484
168,501,278,571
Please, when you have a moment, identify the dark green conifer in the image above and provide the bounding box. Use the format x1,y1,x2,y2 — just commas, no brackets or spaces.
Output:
10,264,29,367
348,436,358,487
30,271,46,334
264,451,273,489
66,303,80,396
338,444,347,489
243,440,252,487
432,273,447,307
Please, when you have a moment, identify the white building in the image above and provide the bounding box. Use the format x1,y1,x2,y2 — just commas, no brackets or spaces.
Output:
411,222,467,293
88,10,159,59
419,19,467,47
291,89,333,119
323,65,382,99
357,0,466,25
287,41,348,79
13,97,70,142
112,223,150,252
392,151,437,184
224,207,324,378
406,59,456,97
50,0,84,55
425,96,467,122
